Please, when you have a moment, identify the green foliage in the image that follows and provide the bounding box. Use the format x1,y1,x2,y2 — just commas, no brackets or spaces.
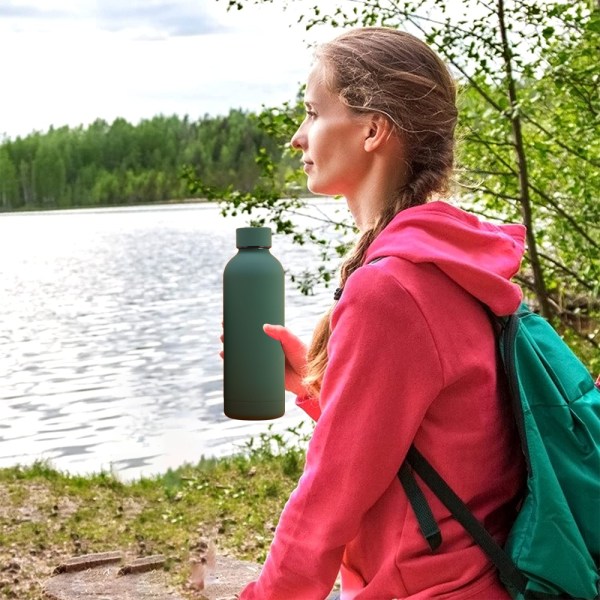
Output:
0,110,281,211
0,146,18,208
240,421,312,479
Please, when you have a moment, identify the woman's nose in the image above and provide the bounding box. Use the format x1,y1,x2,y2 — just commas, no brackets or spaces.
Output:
290,125,305,150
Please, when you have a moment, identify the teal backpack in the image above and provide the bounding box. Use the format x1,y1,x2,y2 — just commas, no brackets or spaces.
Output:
398,302,600,599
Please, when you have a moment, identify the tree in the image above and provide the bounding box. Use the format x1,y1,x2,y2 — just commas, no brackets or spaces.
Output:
0,147,18,209
209,0,599,368
33,137,67,207
0,110,283,210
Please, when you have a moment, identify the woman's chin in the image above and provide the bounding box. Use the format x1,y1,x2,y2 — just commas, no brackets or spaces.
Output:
306,181,336,197
306,179,319,195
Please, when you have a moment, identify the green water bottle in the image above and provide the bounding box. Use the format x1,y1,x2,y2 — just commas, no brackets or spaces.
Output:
223,227,285,420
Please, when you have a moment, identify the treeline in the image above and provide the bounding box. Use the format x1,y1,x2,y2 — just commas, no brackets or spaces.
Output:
0,110,283,210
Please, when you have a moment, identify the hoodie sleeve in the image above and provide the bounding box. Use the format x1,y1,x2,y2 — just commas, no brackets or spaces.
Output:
239,266,444,600
295,393,321,421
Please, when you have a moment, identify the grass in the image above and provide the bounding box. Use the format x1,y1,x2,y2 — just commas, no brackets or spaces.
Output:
0,422,312,599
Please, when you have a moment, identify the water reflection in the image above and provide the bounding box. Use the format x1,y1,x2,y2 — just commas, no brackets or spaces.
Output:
0,201,349,479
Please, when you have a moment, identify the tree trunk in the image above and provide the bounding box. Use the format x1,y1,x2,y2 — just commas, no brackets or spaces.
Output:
497,0,552,319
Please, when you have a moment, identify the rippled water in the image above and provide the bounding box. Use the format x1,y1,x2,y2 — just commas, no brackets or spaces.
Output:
0,201,347,479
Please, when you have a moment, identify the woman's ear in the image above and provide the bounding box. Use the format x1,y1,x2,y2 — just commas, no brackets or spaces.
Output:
364,113,394,152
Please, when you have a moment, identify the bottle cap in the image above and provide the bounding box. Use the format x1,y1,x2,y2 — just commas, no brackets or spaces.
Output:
236,227,272,248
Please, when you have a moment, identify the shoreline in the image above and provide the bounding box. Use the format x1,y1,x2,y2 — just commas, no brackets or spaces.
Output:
0,193,324,216
0,427,309,599
0,197,215,215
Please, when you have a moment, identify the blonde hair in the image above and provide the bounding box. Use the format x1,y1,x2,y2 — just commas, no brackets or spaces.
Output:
303,27,458,397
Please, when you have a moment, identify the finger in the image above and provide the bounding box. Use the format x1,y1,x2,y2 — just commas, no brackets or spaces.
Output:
262,323,284,340
263,324,298,349
264,324,306,358
219,351,224,359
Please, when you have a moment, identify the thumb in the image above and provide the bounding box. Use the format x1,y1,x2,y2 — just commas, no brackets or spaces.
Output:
262,323,285,342
263,324,306,356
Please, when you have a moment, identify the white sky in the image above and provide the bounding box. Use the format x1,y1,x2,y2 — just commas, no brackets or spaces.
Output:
0,0,341,140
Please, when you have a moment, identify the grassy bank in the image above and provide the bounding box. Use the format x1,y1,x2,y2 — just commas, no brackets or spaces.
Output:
0,424,311,599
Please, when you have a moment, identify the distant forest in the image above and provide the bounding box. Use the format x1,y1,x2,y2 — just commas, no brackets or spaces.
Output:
0,110,285,211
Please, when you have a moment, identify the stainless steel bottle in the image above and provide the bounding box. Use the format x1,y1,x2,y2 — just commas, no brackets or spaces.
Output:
223,227,285,420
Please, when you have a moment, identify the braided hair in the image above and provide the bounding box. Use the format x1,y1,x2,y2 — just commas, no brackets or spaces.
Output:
302,27,458,397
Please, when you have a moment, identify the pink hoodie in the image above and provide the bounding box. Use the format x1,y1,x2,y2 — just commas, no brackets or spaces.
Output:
239,201,527,599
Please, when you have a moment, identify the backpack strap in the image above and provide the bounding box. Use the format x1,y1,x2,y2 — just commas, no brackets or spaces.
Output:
397,461,442,551
399,446,528,595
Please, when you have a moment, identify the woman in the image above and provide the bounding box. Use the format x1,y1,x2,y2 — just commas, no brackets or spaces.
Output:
238,27,525,599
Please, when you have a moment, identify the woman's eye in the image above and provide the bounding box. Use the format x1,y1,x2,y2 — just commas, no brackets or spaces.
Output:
306,110,316,118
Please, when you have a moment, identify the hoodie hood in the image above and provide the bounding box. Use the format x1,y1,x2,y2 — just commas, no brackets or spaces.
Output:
364,201,526,316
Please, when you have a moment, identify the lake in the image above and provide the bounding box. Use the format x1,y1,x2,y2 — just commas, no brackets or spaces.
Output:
0,201,348,480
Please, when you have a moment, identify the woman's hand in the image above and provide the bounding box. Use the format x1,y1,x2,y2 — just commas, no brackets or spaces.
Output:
219,323,308,397
262,324,308,397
